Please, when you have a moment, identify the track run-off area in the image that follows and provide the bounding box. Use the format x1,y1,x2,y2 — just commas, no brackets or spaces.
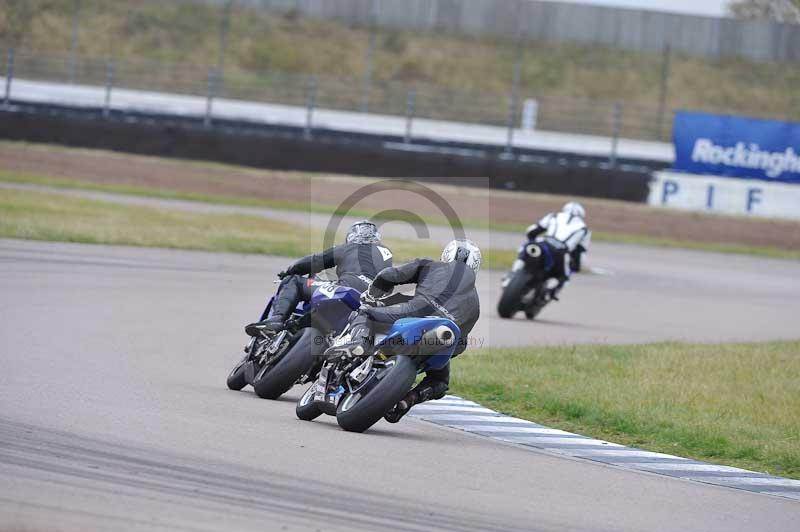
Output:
1,238,799,531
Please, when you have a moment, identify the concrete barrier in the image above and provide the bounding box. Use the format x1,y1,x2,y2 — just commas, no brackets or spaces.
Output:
649,171,800,220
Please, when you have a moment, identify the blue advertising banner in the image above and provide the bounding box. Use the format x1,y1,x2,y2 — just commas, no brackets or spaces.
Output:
673,111,800,183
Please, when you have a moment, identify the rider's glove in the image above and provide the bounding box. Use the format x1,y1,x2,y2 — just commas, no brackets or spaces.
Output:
277,267,293,279
360,291,385,307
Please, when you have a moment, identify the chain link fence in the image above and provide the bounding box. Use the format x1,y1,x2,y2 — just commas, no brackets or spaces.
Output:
3,0,799,149
2,47,662,148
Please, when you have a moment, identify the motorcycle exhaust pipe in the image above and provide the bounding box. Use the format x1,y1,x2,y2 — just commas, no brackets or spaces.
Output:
421,325,456,348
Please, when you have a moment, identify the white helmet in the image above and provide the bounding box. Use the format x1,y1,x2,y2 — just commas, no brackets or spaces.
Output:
345,220,381,244
562,201,586,220
441,239,482,275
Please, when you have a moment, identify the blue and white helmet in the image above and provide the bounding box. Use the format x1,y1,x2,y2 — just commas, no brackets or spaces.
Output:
345,220,381,244
441,239,482,275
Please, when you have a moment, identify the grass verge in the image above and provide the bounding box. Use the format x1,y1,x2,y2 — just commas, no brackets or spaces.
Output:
0,188,316,257
2,169,799,262
0,187,517,268
452,341,800,479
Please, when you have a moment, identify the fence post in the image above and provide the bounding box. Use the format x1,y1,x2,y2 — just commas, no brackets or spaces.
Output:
4,48,14,107
505,24,525,154
216,0,233,92
204,67,217,127
656,43,671,140
69,0,81,83
610,102,623,167
103,60,114,118
361,0,377,114
304,78,316,140
404,88,416,143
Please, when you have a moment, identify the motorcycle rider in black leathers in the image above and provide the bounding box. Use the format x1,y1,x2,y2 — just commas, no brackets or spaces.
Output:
331,239,481,423
245,220,393,336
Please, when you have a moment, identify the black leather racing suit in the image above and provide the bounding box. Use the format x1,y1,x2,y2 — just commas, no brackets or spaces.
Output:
270,242,393,322
355,259,480,400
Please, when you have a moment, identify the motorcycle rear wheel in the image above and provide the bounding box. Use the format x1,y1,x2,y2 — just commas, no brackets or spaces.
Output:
497,271,530,318
253,327,325,400
336,355,418,433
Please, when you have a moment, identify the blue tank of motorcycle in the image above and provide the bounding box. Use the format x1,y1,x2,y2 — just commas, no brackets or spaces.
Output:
377,317,461,371
309,284,362,332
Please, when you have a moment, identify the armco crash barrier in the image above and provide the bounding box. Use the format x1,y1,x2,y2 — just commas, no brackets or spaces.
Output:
0,105,653,202
649,171,800,220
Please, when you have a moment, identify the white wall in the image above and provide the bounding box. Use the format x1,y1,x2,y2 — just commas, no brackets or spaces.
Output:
649,171,800,220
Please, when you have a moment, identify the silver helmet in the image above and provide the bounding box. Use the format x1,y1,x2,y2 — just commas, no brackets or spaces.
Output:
441,239,482,275
345,220,381,244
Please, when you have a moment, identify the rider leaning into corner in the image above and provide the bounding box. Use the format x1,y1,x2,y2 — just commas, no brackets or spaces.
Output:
516,201,591,301
332,239,482,423
245,220,393,336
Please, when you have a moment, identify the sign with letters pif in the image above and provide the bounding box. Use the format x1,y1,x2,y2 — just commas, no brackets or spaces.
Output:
673,111,800,184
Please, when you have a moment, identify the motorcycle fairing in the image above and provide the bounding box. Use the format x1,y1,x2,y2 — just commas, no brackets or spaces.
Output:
376,317,461,371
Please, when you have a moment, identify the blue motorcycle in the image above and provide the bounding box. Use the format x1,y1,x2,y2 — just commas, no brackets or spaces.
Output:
226,280,361,400
296,314,461,433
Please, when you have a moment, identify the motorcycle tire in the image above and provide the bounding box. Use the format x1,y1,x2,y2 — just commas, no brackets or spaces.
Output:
497,271,530,319
524,304,544,320
524,291,547,320
253,327,325,400
226,356,248,391
336,355,417,433
295,384,323,421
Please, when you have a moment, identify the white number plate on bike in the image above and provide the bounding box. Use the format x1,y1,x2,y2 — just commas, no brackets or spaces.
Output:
318,283,337,298
313,366,329,402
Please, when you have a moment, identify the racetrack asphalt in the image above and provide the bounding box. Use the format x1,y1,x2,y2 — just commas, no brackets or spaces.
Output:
1,239,799,531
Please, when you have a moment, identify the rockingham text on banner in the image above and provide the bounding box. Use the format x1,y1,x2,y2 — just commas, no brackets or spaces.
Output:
672,111,800,184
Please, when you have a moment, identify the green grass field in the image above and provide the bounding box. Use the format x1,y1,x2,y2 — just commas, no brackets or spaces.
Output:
3,167,799,262
452,341,800,479
4,0,799,136
0,187,317,257
0,187,517,268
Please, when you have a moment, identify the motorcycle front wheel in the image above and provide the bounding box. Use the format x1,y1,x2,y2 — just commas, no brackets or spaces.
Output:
335,355,418,433
226,355,249,391
295,384,323,421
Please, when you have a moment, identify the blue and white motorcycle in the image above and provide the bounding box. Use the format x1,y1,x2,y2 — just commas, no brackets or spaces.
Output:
226,280,361,400
295,312,461,433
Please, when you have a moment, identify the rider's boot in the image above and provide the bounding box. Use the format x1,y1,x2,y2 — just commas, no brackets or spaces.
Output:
245,277,300,336
244,317,286,336
325,319,372,358
384,380,448,423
